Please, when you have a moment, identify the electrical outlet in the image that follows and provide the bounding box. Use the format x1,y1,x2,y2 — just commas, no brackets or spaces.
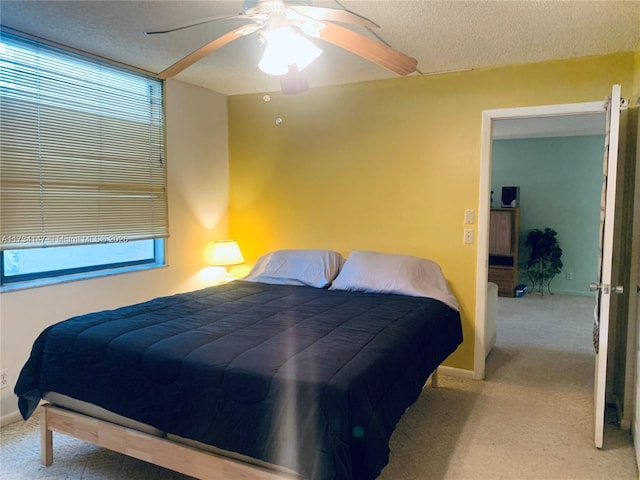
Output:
0,369,8,389
463,229,474,244
565,272,573,280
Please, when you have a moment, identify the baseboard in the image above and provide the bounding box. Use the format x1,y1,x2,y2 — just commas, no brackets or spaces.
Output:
1,410,23,427
438,366,475,379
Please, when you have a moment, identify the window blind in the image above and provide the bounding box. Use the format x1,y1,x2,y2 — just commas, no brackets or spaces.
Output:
0,31,167,250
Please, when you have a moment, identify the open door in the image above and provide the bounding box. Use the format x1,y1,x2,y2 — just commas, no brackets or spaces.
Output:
479,86,629,447
593,84,625,449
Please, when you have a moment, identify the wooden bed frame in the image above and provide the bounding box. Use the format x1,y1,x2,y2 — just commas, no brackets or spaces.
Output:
40,371,439,479
41,404,297,480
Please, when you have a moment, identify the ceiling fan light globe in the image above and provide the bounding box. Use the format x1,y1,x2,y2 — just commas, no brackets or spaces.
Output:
291,36,323,71
258,26,323,76
298,20,325,38
258,41,290,75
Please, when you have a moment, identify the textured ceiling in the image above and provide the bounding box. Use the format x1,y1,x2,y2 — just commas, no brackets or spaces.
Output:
1,1,639,96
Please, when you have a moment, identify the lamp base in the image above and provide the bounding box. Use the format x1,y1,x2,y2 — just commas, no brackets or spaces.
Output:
219,269,236,283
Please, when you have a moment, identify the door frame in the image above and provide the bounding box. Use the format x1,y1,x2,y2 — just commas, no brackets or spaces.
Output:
475,100,605,379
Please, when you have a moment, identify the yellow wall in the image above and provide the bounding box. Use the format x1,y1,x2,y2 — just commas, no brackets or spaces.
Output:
635,39,640,97
228,53,635,372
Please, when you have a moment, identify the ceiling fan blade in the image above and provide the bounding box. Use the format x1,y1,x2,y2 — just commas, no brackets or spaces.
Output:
288,6,379,29
144,14,249,35
318,22,417,76
158,24,259,79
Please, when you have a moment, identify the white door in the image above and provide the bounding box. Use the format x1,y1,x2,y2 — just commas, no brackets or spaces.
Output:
593,84,623,449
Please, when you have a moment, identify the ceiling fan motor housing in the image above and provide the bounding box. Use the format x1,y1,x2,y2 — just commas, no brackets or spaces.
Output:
244,0,310,16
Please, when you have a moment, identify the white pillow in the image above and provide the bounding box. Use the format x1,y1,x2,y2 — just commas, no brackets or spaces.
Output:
243,249,345,288
329,250,459,311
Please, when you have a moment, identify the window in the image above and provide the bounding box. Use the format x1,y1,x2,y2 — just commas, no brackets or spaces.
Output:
2,239,164,285
0,31,167,287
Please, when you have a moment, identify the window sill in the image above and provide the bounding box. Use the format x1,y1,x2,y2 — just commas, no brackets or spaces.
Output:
0,262,167,293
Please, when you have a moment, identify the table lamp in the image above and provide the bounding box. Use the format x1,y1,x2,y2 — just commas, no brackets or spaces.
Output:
206,240,244,281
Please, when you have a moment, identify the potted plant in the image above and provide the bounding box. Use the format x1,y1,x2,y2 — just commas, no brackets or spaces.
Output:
525,228,563,295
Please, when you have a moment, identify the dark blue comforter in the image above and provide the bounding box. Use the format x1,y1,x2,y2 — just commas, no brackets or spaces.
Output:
15,281,462,480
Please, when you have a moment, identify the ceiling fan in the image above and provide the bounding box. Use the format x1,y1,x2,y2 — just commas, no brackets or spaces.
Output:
145,0,418,94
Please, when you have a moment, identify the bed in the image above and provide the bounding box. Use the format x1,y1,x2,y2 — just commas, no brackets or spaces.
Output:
15,250,463,480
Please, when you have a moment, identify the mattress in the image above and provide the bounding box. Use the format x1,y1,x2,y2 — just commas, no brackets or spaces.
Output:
15,281,462,480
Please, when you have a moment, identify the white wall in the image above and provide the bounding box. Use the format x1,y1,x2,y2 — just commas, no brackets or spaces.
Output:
0,79,230,424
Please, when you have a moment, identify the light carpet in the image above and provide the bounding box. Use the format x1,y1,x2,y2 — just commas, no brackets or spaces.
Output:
1,294,638,479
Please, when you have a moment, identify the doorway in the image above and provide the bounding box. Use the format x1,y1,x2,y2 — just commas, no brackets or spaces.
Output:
477,93,639,451
475,100,606,379
491,117,606,295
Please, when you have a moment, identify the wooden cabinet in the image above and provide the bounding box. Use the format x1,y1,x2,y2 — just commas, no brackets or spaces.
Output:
488,208,519,297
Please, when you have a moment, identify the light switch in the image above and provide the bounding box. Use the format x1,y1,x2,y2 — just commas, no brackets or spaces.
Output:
464,209,475,225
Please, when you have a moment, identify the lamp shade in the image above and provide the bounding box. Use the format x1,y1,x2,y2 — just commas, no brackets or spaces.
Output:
206,240,244,266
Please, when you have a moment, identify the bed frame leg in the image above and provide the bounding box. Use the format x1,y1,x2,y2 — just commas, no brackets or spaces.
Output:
41,405,53,466
430,370,438,388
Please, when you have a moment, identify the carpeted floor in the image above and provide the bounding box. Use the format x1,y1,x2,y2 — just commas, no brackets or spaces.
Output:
381,293,637,480
1,293,638,479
